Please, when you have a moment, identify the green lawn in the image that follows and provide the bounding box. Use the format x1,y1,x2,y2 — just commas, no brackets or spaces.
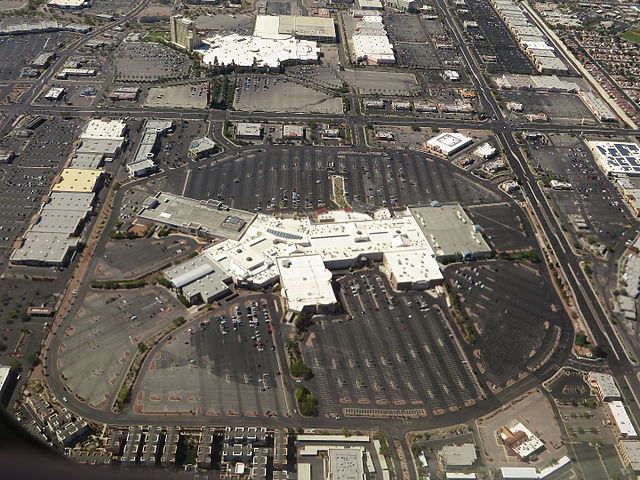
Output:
143,31,169,43
622,28,640,43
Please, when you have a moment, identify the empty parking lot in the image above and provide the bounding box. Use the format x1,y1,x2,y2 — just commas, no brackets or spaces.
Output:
446,261,571,389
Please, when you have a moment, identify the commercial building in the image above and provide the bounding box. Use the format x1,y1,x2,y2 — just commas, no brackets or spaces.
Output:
254,15,336,42
474,143,497,159
358,0,383,9
47,0,89,8
277,254,337,313
52,168,102,193
189,137,217,159
109,86,141,101
164,255,231,304
327,448,365,480
140,194,493,312
81,118,127,141
68,153,104,170
495,74,579,93
44,87,65,101
137,192,256,241
283,124,305,139
578,91,616,122
617,440,640,472
352,16,395,64
199,34,319,68
437,444,477,468
57,68,96,79
32,52,55,68
384,0,414,11
498,421,544,460
425,132,473,156
11,232,80,266
587,372,621,401
170,15,201,51
587,141,640,177
606,401,638,438
0,365,12,405
236,122,264,139
127,120,173,178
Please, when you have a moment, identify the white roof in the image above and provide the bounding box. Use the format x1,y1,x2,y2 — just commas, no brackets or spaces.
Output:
277,254,336,312
588,141,640,176
328,448,364,480
359,0,383,8
199,33,319,68
352,35,395,63
427,132,473,155
474,143,497,157
607,401,638,437
0,366,10,393
384,250,442,287
499,422,544,459
500,467,539,479
81,119,127,141
48,0,86,5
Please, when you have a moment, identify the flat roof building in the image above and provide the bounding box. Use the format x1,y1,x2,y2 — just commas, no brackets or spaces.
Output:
164,255,231,304
588,141,640,176
607,401,638,438
587,372,621,401
10,232,79,267
254,15,336,42
410,204,491,261
236,123,264,139
199,33,319,68
81,118,126,141
499,421,544,460
617,440,640,472
437,444,477,468
277,254,337,313
52,168,102,193
137,192,256,241
189,137,217,159
47,0,88,8
358,0,383,8
426,132,473,156
44,87,65,100
328,448,365,480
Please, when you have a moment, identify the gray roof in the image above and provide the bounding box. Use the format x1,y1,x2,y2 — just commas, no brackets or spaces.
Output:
76,138,123,156
165,256,217,288
11,231,79,265
410,203,491,259
439,443,477,466
138,192,256,241
30,210,85,234
68,153,104,169
44,192,95,212
165,254,231,300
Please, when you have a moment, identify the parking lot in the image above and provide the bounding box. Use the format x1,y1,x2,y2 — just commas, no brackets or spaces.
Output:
0,33,67,81
234,76,343,114
145,83,209,109
446,261,571,388
466,203,537,253
178,148,500,212
385,15,440,69
53,287,185,409
114,42,188,82
460,0,535,74
133,294,288,417
340,69,420,96
502,91,597,125
528,134,630,247
302,271,482,417
93,235,202,280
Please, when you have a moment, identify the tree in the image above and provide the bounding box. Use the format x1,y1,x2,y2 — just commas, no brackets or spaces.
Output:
574,331,588,347
289,362,312,379
137,342,148,353
27,353,40,367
